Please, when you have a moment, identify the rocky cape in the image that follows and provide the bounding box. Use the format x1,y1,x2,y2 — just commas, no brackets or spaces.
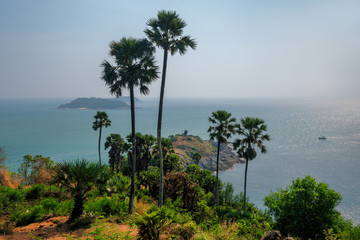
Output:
57,97,134,110
171,135,244,171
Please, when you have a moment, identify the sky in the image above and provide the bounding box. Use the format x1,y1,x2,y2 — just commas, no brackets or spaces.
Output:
0,0,359,100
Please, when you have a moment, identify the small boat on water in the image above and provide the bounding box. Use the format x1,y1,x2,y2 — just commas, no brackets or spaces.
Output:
318,136,327,140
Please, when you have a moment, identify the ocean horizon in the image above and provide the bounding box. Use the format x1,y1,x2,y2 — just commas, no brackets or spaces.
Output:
0,97,359,224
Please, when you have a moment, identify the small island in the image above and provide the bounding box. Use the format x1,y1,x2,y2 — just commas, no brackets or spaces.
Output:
58,97,130,110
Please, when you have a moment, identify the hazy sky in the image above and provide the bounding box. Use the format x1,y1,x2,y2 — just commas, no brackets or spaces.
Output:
1,0,359,99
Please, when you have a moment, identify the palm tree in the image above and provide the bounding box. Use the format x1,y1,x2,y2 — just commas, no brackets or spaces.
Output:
92,111,111,166
52,159,104,221
208,110,237,206
233,117,270,214
101,37,158,214
145,10,197,207
105,133,128,172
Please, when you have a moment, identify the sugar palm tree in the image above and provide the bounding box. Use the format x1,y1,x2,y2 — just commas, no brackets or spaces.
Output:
208,110,237,206
105,133,128,172
233,117,270,214
101,37,158,214
53,159,104,221
145,10,197,207
92,111,111,166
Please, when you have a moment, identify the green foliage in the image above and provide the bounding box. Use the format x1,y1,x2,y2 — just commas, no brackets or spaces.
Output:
84,195,128,218
185,164,219,199
53,159,105,220
192,152,202,165
105,134,128,172
136,205,170,240
55,199,74,216
136,202,198,240
264,175,342,239
138,167,159,198
105,172,130,195
11,205,45,226
0,186,25,214
39,198,59,212
25,183,45,200
126,132,157,173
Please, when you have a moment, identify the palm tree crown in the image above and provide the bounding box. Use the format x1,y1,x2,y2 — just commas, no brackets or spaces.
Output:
101,37,158,96
145,10,197,54
233,117,270,159
208,110,237,143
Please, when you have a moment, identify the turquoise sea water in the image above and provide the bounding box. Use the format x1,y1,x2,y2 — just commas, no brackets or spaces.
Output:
0,98,359,224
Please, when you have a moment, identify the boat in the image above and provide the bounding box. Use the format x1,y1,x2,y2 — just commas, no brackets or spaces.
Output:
318,136,327,140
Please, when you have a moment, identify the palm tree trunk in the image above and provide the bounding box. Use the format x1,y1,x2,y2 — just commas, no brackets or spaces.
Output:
129,86,136,214
216,140,221,206
70,194,84,221
243,157,248,214
158,48,168,208
98,126,102,166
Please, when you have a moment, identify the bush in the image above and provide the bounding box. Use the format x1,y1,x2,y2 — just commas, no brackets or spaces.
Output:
11,205,45,226
25,183,45,200
264,175,342,239
40,198,60,212
0,186,25,213
55,200,74,216
84,195,127,218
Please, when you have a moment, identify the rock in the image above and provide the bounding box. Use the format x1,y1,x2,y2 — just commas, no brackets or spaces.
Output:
260,230,282,240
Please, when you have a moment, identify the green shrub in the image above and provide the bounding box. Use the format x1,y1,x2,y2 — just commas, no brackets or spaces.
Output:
55,200,74,216
25,184,45,200
11,205,45,226
264,175,342,239
84,195,127,218
40,198,60,212
136,205,172,240
0,186,25,213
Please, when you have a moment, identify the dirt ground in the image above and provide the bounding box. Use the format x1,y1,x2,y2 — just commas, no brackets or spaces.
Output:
0,216,139,240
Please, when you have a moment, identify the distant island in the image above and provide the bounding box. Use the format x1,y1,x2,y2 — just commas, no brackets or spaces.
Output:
58,97,136,110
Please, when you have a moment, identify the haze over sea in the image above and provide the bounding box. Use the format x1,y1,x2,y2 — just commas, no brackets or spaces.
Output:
0,98,359,224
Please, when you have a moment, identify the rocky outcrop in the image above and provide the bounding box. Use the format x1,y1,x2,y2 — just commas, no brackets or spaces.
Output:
172,135,244,171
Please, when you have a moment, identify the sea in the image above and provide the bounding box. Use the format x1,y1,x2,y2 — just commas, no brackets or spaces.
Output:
0,98,359,224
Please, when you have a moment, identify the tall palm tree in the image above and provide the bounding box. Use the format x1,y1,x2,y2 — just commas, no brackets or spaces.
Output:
145,10,197,207
92,111,111,166
208,110,237,206
101,37,158,214
233,117,270,214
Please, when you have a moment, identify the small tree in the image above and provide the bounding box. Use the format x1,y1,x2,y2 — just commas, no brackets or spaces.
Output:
264,175,342,240
53,159,104,221
92,111,111,166
18,155,54,185
192,152,202,165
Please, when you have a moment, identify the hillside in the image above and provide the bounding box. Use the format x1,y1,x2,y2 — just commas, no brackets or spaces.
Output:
171,135,244,171
58,97,130,110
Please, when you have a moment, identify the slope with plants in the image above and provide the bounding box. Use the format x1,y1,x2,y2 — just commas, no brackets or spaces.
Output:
171,135,244,171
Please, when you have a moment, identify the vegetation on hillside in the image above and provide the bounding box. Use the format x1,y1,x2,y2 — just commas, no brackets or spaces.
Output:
1,9,359,240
